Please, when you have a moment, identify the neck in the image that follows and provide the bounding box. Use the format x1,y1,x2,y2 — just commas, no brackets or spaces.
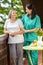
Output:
29,15,32,18
10,18,16,22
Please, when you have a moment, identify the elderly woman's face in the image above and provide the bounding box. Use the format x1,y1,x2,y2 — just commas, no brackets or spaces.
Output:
11,11,17,18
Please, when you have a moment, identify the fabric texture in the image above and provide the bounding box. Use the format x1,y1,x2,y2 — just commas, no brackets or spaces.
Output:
4,19,24,44
21,14,41,65
9,43,23,65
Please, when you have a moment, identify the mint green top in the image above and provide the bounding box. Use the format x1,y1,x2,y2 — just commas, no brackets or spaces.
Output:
21,14,41,42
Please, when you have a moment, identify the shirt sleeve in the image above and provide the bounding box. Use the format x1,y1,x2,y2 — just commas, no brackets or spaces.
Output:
35,16,41,28
21,15,25,24
18,19,24,28
4,19,8,29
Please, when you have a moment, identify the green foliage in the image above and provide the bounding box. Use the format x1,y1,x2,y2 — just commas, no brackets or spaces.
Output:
0,30,4,35
36,29,43,36
0,0,24,34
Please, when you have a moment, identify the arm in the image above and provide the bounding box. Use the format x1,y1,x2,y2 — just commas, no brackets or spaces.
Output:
24,28,39,33
4,29,15,36
4,27,25,36
12,19,25,36
4,29,9,34
4,20,10,34
16,28,25,34
24,16,41,33
12,27,25,36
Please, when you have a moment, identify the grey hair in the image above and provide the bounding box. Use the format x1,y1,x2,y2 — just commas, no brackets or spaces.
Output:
8,10,17,18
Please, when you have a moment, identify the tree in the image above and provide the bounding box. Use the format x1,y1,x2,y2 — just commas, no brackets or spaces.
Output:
21,0,30,12
0,0,24,34
0,0,24,22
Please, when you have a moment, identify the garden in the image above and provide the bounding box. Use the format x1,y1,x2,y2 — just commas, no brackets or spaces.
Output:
0,0,43,65
0,0,24,34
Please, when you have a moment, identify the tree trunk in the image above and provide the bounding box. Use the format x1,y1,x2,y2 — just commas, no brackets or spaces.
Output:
11,0,13,8
21,0,30,12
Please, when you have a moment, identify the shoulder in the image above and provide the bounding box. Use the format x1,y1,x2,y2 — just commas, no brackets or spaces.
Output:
21,14,28,21
4,19,10,28
17,19,21,21
5,19,10,23
17,19,22,22
17,19,23,25
22,14,27,18
35,15,40,19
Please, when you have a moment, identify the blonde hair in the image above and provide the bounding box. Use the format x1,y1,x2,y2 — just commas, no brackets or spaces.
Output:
8,10,17,18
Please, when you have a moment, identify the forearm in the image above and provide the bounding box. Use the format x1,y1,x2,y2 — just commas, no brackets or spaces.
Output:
13,31,24,36
25,28,39,33
4,30,9,34
16,31,24,34
13,28,25,36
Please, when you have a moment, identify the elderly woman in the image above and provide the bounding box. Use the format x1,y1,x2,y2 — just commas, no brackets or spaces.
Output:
4,10,24,65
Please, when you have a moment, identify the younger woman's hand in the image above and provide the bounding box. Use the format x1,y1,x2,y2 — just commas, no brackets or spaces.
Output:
24,29,28,33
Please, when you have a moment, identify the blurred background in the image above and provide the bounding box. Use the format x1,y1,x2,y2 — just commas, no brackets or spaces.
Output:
0,0,24,34
0,0,43,35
